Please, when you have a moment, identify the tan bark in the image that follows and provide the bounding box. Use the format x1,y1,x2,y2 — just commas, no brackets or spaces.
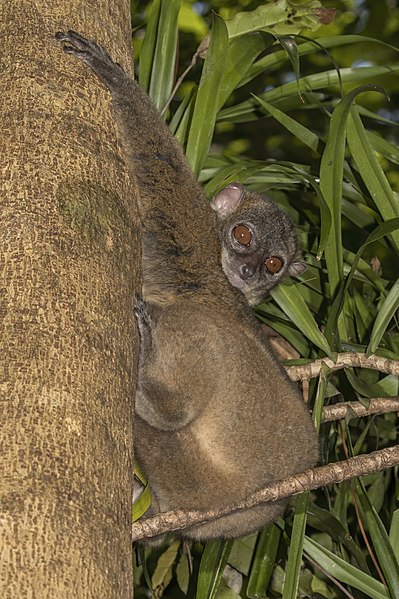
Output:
0,2,138,597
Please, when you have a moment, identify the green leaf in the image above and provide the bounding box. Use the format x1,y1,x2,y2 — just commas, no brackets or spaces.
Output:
203,164,259,196
389,510,399,561
138,0,162,92
312,364,329,431
278,36,305,100
282,494,310,599
186,14,229,176
136,545,157,599
303,536,390,599
318,84,389,345
148,0,182,111
225,0,331,38
324,218,399,346
132,484,152,523
196,540,233,599
217,33,272,111
176,550,190,595
256,308,311,357
319,85,384,298
354,479,399,599
170,84,197,144
227,534,257,576
215,581,242,598
169,82,196,134
151,540,180,596
253,96,319,151
347,106,399,251
306,504,369,572
218,66,399,123
243,35,399,88
247,525,281,598
342,248,387,293
367,130,399,166
367,278,399,354
270,283,332,356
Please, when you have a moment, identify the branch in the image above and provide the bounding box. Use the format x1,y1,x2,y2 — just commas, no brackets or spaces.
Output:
287,352,399,381
322,397,399,422
132,445,399,542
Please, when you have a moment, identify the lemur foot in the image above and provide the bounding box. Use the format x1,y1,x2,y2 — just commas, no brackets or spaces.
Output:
55,30,125,87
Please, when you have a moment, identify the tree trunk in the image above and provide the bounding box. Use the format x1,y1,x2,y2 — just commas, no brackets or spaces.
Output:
0,2,138,597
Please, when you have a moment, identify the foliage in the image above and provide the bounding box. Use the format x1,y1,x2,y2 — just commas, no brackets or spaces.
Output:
132,1,399,597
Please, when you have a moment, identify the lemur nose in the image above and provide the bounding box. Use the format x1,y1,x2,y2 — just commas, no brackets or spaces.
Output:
240,263,256,280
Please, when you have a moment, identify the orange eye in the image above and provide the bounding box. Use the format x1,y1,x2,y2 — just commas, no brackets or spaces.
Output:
265,256,283,273
233,225,252,246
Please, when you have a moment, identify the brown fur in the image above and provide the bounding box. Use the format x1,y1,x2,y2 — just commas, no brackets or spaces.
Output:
56,31,318,541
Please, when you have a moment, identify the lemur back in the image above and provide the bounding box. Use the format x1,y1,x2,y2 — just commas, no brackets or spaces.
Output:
56,31,318,541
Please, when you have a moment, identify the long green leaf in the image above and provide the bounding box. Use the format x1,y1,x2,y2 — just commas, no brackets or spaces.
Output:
247,524,281,598
137,545,157,599
138,0,161,92
225,0,331,38
204,164,259,196
390,510,399,561
217,33,272,110
148,0,182,111
253,96,319,151
256,309,311,357
169,84,196,136
172,86,197,147
151,541,180,596
196,540,233,599
242,35,399,88
354,479,399,599
303,537,390,599
324,218,399,346
307,504,369,572
347,106,399,251
367,278,399,354
132,461,152,522
218,66,399,123
186,14,229,176
282,494,310,599
320,85,384,299
367,130,399,166
270,283,332,356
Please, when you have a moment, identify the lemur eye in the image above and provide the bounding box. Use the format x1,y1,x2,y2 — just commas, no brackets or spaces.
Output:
265,256,283,273
233,225,252,246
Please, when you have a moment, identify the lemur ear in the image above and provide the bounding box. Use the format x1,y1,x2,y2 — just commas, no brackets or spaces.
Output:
210,183,244,219
287,260,308,276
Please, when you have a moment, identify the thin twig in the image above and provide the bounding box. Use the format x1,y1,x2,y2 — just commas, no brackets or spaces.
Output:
160,58,196,117
304,552,356,599
132,445,399,542
287,353,399,381
322,397,399,422
132,355,399,541
160,37,209,117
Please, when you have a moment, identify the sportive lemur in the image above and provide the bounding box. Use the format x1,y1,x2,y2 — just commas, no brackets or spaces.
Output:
56,30,318,541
